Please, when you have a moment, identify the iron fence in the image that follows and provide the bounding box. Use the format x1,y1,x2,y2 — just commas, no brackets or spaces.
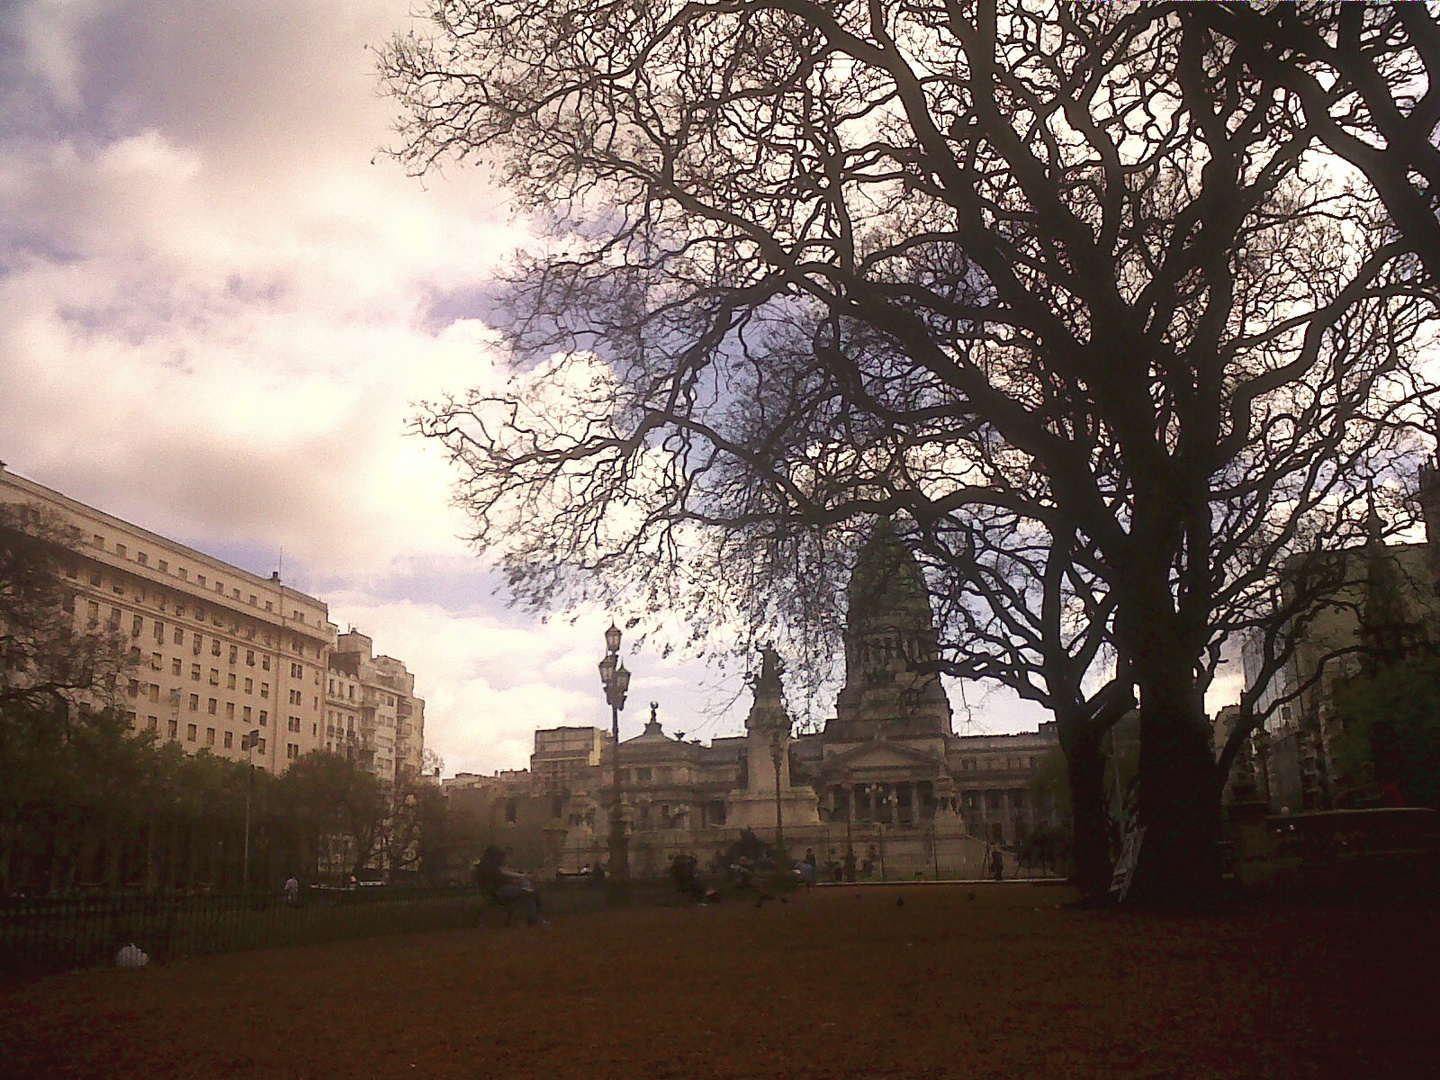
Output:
0,877,686,976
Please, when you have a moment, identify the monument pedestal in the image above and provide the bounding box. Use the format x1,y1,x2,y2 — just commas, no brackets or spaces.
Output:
724,787,822,831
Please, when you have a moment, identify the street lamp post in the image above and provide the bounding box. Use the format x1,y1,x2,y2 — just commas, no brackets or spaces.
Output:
598,623,632,904
241,728,259,892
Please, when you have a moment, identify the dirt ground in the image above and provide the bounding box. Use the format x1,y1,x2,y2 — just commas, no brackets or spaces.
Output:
2,882,1437,1080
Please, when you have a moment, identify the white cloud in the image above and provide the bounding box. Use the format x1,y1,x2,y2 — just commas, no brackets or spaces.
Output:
0,0,1053,777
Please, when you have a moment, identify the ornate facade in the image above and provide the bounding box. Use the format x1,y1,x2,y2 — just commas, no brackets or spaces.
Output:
450,523,1064,878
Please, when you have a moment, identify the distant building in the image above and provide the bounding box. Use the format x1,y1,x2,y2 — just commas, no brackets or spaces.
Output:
1,464,424,779
448,521,1064,878
327,631,427,782
1242,472,1440,811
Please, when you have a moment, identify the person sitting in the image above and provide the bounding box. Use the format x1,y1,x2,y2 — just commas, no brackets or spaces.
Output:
669,853,717,904
475,846,546,926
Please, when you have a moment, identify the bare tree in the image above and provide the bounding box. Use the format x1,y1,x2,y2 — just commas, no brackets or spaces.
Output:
382,1,1437,904
1194,3,1440,283
1,503,132,723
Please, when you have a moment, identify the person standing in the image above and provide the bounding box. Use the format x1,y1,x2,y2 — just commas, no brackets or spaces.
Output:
283,874,300,905
989,849,1004,882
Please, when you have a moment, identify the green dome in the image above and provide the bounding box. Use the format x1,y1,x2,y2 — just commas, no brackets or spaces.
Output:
848,520,933,625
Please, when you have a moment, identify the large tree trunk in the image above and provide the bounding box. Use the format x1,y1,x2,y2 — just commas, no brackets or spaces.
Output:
1058,722,1113,898
1128,677,1223,908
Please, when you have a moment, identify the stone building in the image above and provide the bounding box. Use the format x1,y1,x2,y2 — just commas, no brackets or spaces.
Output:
1,463,424,779
327,630,427,783
1242,495,1440,811
452,521,1064,878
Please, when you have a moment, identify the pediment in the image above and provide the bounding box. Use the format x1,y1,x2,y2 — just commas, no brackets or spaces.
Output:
823,739,943,774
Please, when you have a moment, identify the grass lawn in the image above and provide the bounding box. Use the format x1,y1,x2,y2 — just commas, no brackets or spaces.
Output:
2,882,1436,1079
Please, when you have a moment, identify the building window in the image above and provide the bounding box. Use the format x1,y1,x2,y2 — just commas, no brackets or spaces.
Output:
291,662,304,678
186,724,197,742
92,533,104,548
243,706,252,722
207,698,217,715
256,737,266,753
147,716,158,732
206,727,216,746
262,655,271,671
137,551,148,566
209,669,219,686
246,649,256,666
173,627,184,645
260,683,269,699
259,710,268,727
225,702,235,719
187,693,199,711
228,645,238,664
197,575,206,587
287,743,299,760
249,594,256,606
115,543,127,558
179,568,187,581
167,719,178,739
288,716,301,732
171,658,182,676
190,663,200,681
227,673,236,690
223,731,233,749
244,678,253,694
158,559,168,572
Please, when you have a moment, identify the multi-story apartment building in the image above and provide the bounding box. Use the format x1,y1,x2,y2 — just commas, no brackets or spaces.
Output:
327,631,426,782
2,464,423,778
531,726,609,792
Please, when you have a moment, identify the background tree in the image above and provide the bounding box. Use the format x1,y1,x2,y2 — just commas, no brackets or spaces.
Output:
382,1,1437,904
277,751,389,882
1333,658,1440,811
2,503,131,722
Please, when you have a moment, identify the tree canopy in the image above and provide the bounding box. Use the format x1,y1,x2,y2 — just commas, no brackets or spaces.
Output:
381,1,1439,903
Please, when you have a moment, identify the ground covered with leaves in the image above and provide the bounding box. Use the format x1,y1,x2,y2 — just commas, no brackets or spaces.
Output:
2,882,1435,1079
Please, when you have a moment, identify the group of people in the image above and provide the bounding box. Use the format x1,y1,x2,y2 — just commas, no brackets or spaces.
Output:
472,842,1011,928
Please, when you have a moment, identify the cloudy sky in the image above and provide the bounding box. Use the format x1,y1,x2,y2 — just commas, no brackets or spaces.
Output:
0,0,1089,775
